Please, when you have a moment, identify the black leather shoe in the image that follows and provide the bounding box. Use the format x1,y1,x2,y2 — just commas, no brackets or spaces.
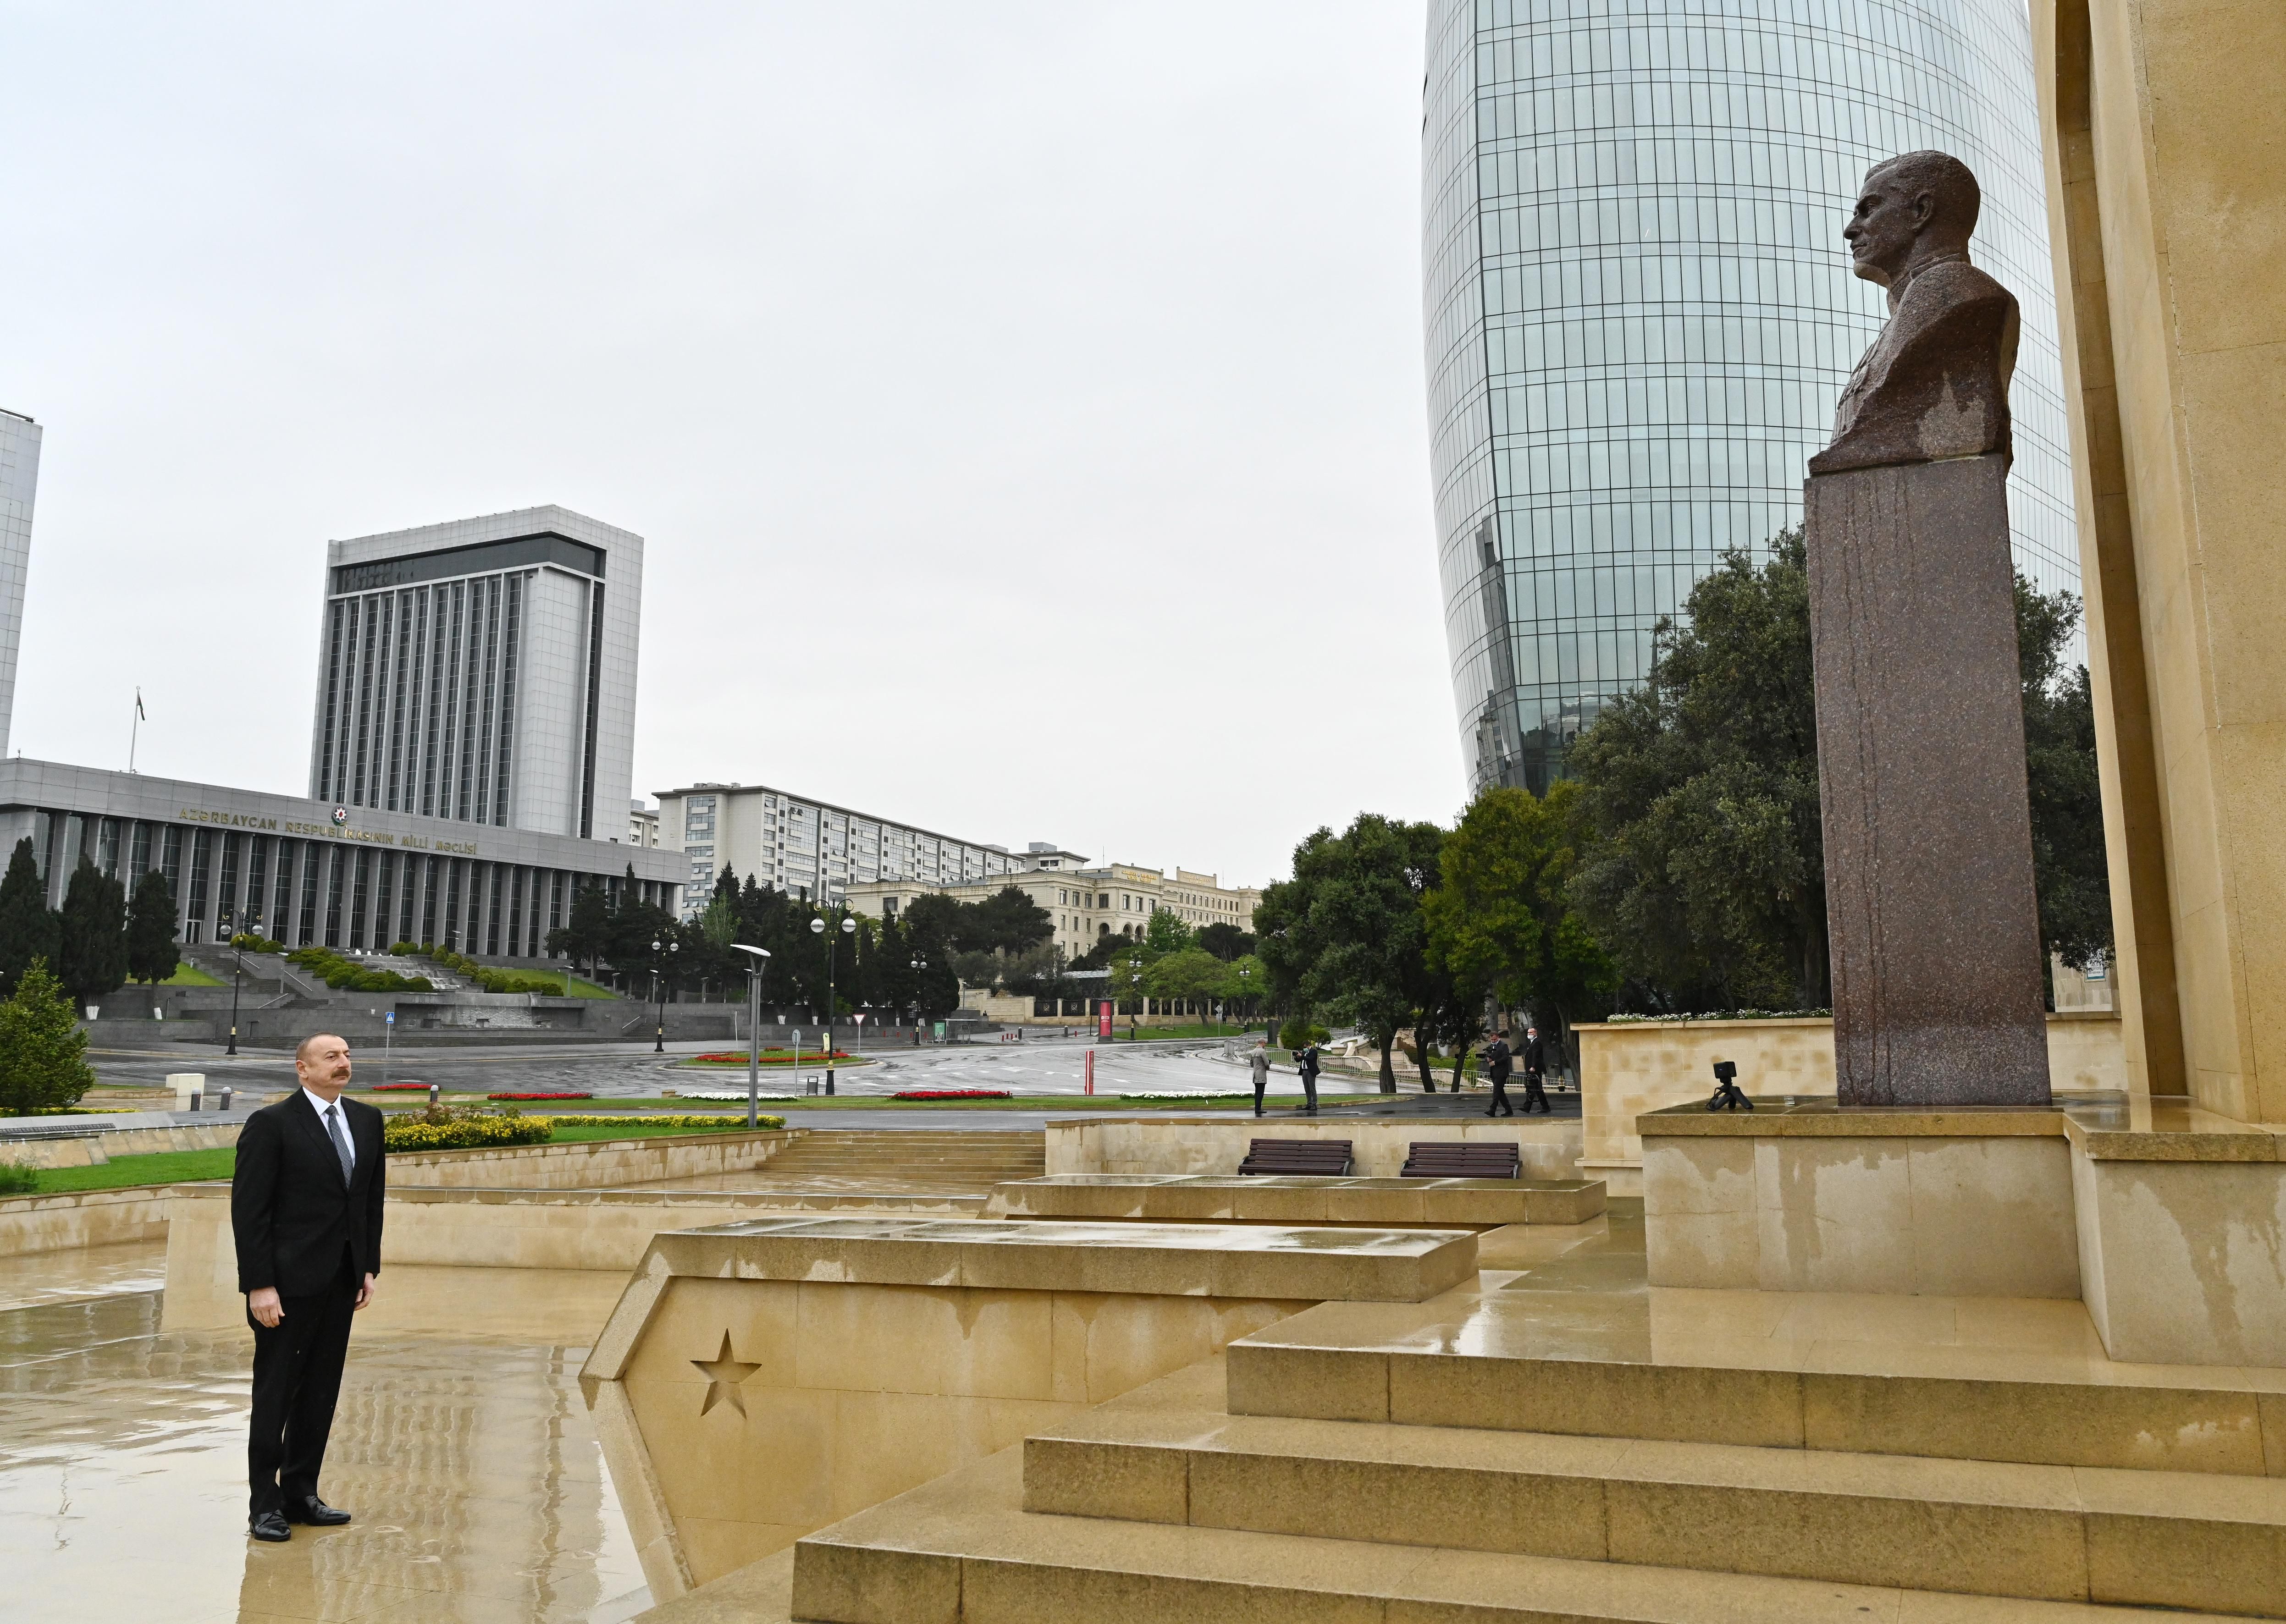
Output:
285,1495,352,1526
249,1511,291,1542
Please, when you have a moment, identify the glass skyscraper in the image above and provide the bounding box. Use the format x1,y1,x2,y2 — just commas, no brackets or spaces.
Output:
1425,0,2078,794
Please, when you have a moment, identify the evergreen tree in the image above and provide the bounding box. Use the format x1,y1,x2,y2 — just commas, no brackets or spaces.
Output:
0,837,58,996
0,958,96,1115
57,858,130,1006
125,869,181,986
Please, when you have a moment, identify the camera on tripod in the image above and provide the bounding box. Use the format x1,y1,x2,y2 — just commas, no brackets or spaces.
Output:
1706,1059,1754,1112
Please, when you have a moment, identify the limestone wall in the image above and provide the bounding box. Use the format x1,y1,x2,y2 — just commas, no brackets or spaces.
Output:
1044,1115,1582,1181
389,1127,797,1189
0,1121,244,1169
1581,1013,2126,1194
0,1187,175,1258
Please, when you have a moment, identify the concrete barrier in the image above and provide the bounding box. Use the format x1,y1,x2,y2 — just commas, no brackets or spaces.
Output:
0,1186,179,1258
1579,1010,2126,1195
1043,1114,1582,1182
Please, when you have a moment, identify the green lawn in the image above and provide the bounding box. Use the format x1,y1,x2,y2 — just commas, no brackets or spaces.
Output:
29,1147,237,1192
156,963,226,987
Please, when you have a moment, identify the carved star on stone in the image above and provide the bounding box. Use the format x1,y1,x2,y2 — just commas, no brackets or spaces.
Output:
691,1331,760,1417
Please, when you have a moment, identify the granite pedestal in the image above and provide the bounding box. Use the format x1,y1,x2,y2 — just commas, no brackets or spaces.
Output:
1806,451,2050,1106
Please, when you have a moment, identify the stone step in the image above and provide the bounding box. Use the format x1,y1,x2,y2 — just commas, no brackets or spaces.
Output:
1020,1391,2286,1616
783,1430,2260,1624
1226,1304,2286,1477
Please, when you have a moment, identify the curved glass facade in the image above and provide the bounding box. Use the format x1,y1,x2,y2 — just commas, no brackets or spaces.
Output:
1426,0,2077,793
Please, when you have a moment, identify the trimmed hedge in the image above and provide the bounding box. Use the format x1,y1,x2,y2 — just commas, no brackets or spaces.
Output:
403,942,573,996
287,946,434,994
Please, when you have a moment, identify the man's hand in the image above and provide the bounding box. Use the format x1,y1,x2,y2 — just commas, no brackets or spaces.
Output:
248,1287,283,1328
355,1274,378,1310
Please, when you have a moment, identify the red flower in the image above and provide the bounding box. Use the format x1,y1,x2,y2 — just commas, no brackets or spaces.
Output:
890,1089,1012,1100
485,1092,594,1101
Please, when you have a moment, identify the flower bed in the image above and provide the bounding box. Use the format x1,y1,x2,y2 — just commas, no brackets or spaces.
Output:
674,1089,800,1102
383,1115,553,1152
539,1114,783,1132
688,1050,852,1066
1116,1090,1255,1101
486,1091,593,1101
892,1089,1011,1101
368,1083,431,1092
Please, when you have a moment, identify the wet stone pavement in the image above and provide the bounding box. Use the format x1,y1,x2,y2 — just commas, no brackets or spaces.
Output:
0,1271,649,1624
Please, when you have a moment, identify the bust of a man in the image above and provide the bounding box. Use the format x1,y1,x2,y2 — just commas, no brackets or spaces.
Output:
1809,151,2018,475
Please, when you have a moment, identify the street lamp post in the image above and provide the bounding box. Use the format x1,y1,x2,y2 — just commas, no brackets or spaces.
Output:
221,904,243,1057
650,937,679,1054
911,955,927,1046
811,911,857,1095
1127,955,1142,1042
731,944,771,1128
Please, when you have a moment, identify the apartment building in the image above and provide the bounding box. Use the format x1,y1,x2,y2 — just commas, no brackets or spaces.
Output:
655,782,1016,911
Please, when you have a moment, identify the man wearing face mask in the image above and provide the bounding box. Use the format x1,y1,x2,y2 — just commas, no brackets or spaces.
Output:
232,1033,385,1542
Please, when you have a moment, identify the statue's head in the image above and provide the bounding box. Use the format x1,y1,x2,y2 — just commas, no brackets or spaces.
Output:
1844,151,1980,288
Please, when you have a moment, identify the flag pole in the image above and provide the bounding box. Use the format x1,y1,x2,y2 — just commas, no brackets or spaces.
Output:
128,688,145,773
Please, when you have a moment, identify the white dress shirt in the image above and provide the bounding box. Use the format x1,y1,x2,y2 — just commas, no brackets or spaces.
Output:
303,1087,356,1172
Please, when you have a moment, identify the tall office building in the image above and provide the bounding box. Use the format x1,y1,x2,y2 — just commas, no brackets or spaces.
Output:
309,506,641,840
0,408,39,761
1425,0,2078,793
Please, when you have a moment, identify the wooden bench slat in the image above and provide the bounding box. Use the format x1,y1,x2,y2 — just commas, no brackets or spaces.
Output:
1399,1140,1521,1179
1236,1138,1354,1176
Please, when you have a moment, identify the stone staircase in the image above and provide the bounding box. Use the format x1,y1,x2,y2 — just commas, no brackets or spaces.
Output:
707,1206,2286,1624
718,1129,1045,1197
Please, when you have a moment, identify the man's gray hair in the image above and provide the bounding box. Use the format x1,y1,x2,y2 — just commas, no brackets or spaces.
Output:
295,1033,348,1064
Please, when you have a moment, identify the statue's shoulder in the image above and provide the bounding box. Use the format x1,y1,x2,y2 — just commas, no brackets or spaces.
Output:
1895,261,2015,333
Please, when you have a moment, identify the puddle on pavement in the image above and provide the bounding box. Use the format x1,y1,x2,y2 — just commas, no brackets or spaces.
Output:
0,1256,649,1623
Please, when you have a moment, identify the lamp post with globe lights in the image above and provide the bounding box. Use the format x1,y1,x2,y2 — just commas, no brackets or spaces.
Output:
650,936,679,1054
811,911,858,1095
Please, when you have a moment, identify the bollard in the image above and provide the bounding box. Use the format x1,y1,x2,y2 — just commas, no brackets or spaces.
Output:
1084,1048,1095,1096
428,1083,440,1109
219,1085,233,1112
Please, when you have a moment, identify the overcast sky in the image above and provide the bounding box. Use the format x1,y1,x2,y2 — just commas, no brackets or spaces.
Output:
2,3,1458,890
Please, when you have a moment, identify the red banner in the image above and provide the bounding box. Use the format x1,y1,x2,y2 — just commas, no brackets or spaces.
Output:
1097,999,1113,1038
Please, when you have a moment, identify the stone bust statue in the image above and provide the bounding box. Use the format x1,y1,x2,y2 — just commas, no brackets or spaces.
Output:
1809,151,2018,475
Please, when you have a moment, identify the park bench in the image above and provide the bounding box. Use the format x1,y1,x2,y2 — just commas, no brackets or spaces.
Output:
1399,1141,1522,1179
1236,1139,1353,1176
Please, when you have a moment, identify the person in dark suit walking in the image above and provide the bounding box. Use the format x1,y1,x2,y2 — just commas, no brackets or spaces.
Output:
1294,1040,1321,1116
232,1033,385,1543
1483,1030,1514,1117
1520,1024,1552,1114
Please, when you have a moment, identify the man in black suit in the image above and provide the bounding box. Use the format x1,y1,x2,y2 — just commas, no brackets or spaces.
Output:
232,1032,385,1542
1482,1030,1513,1117
1520,1024,1552,1115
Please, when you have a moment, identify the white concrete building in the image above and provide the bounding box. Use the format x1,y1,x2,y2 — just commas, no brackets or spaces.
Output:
0,408,39,760
628,800,659,848
656,782,1016,911
309,506,641,842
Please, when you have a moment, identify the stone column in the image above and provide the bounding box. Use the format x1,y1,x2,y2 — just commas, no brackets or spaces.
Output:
1807,452,2049,1105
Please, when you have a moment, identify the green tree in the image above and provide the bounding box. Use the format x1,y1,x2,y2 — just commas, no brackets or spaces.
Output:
1567,532,2111,1012
1143,908,1193,955
2017,580,2113,974
1196,922,1255,961
0,958,95,1114
547,881,613,975
0,837,58,996
125,869,180,986
57,858,130,1007
959,886,1055,954
1255,814,1446,1091
1425,784,1618,1075
1566,533,1826,1012
1143,946,1227,1021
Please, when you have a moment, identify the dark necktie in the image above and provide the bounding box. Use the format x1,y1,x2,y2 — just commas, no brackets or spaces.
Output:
324,1104,353,1187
